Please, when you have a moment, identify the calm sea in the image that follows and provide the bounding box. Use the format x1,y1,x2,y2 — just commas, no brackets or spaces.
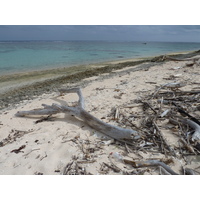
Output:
0,41,200,75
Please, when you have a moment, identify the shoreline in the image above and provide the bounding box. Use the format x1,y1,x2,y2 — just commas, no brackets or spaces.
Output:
0,49,196,77
0,49,200,111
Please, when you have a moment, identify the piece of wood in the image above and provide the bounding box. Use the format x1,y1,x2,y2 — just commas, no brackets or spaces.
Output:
179,138,196,154
10,145,26,154
172,102,200,126
183,119,200,141
35,115,54,124
151,82,186,99
159,166,171,175
160,109,170,118
153,121,175,155
114,107,119,120
159,90,200,95
165,55,200,62
103,162,121,173
123,159,178,175
16,88,139,141
185,168,199,175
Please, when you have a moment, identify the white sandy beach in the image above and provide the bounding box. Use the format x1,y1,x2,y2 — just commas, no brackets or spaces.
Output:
0,55,200,175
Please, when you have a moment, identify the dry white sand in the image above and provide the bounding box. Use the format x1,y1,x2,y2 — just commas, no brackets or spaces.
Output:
0,57,200,175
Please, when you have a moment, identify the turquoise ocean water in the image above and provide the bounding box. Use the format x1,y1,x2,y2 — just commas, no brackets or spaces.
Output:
0,41,200,75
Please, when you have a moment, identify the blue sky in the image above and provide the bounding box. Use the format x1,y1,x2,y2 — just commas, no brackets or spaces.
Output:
0,25,200,42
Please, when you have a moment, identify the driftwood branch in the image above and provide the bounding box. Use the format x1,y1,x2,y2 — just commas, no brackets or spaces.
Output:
109,152,177,175
123,159,178,175
165,55,200,62
184,168,200,175
15,88,139,141
173,102,200,126
183,119,200,141
159,166,171,175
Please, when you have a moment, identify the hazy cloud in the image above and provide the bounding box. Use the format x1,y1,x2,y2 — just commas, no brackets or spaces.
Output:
0,25,200,42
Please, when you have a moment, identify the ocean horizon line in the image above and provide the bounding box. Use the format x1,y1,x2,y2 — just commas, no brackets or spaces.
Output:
1,40,200,43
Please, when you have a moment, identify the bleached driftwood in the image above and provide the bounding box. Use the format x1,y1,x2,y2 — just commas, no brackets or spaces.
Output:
169,117,200,142
15,88,139,141
109,152,178,175
123,159,178,175
165,55,200,62
183,119,200,141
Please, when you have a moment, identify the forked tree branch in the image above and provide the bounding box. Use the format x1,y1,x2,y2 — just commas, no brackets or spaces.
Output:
16,88,139,141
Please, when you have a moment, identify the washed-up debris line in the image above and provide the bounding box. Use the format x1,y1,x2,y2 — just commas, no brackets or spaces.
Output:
0,129,34,147
104,81,200,175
